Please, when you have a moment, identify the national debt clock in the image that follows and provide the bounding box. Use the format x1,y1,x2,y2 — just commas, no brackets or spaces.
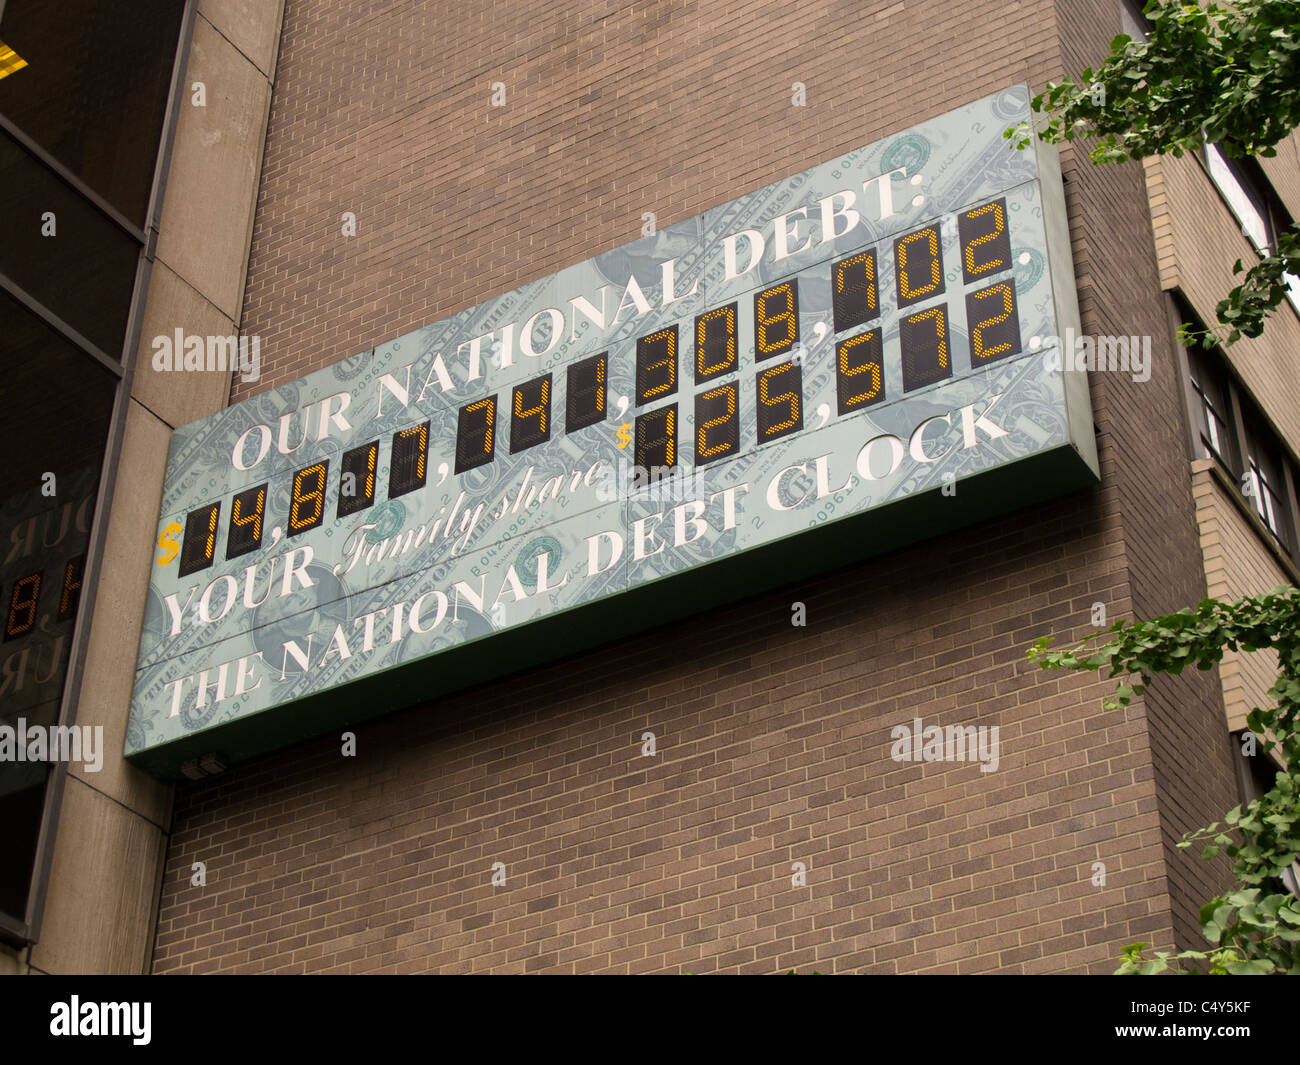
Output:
126,86,1098,776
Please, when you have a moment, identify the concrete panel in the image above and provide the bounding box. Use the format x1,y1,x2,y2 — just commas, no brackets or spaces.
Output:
154,16,272,322
67,400,175,827
30,776,167,974
198,0,286,79
130,260,237,430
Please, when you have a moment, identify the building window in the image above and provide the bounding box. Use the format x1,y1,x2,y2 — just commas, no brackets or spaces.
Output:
1186,347,1237,472
1198,143,1300,314
1232,732,1300,900
1118,0,1152,43
1243,415,1293,550
1180,324,1300,559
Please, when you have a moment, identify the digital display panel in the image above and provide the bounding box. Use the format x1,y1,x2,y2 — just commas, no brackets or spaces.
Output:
695,304,737,383
755,361,802,443
754,281,799,361
511,375,552,454
832,251,879,334
634,404,676,471
835,330,884,416
178,501,219,577
566,353,607,433
338,441,378,517
635,327,677,406
899,305,952,391
226,483,267,560
390,422,430,497
5,572,41,641
958,198,1012,284
58,556,84,622
966,281,1022,365
129,86,1098,776
894,225,945,309
694,383,739,466
455,398,496,474
288,462,328,535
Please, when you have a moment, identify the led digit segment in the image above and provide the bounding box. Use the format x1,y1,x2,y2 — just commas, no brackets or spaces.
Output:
566,352,607,433
338,441,378,517
900,305,952,391
895,225,945,308
455,398,496,474
832,250,879,333
755,361,802,442
59,556,84,622
389,422,430,497
958,198,1011,283
179,501,220,577
289,462,329,534
694,383,739,466
754,281,799,361
511,374,552,454
695,303,737,383
634,404,676,471
835,330,885,415
635,327,677,406
5,572,41,641
966,281,1021,365
226,483,267,559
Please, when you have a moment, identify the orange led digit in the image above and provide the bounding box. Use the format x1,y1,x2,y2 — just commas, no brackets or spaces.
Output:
635,327,678,405
566,352,607,433
289,462,328,534
835,330,884,415
227,483,267,559
179,502,221,577
755,361,802,441
511,374,552,453
59,556,84,621
5,571,41,641
339,441,378,517
634,404,676,470
695,303,737,382
966,281,1021,364
895,225,944,307
391,422,431,496
694,383,739,465
899,304,952,391
754,281,799,361
958,198,1011,283
455,398,496,474
832,250,879,333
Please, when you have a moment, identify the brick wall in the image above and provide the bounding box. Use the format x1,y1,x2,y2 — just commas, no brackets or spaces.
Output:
154,494,1175,973
151,0,1251,972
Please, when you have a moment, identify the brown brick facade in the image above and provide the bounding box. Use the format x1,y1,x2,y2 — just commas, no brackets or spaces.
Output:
152,0,1250,972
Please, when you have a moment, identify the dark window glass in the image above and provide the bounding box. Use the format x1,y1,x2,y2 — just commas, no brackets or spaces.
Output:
0,290,115,928
1186,348,1237,471
1243,416,1294,552
0,131,139,358
0,0,187,225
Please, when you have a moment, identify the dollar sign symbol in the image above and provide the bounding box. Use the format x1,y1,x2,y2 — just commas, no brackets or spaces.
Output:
615,423,632,450
157,522,182,565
